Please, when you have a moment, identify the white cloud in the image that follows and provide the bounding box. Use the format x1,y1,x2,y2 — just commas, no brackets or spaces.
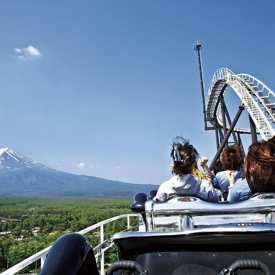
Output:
14,45,42,60
77,163,85,169
26,46,40,57
14,48,22,54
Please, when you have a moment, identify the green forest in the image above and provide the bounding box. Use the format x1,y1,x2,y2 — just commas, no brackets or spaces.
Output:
0,196,137,273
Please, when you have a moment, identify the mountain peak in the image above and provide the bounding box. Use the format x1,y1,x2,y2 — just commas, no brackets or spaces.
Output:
0,147,51,171
0,147,155,197
0,147,10,155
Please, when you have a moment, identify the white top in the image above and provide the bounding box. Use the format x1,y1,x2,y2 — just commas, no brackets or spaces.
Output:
155,174,219,203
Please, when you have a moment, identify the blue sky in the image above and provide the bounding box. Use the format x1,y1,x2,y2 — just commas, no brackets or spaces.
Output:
0,0,275,185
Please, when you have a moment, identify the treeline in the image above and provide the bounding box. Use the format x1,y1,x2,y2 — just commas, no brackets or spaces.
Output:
0,196,137,273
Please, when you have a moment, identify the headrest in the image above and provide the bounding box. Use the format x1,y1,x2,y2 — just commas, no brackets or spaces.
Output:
40,233,99,275
130,193,147,213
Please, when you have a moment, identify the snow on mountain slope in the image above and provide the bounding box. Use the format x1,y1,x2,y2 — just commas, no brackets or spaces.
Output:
0,147,51,171
0,147,156,197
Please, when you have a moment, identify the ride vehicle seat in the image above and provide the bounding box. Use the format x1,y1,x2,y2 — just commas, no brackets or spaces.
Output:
131,192,275,232
40,233,99,275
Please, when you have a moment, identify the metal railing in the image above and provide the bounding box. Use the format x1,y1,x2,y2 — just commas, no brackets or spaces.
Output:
1,214,139,275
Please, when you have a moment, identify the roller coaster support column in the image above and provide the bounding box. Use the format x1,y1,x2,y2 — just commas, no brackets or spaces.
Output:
214,117,224,152
221,96,245,152
220,97,228,148
217,125,224,146
215,127,220,151
249,115,257,143
195,43,208,130
210,105,244,170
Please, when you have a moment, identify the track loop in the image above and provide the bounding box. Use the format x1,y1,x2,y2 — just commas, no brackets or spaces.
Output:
206,68,275,140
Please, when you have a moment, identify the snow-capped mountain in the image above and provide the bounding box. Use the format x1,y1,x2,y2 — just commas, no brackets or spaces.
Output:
0,147,155,197
0,147,51,171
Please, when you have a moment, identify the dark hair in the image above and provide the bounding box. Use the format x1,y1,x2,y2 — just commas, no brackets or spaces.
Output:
245,137,275,193
212,160,225,175
221,145,244,170
268,135,275,145
170,137,199,176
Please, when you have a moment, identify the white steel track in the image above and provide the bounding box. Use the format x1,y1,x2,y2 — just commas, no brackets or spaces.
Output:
206,68,275,140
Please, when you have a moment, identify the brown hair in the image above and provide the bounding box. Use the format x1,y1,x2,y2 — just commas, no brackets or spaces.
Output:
212,160,225,175
171,138,199,176
221,145,244,170
245,137,275,193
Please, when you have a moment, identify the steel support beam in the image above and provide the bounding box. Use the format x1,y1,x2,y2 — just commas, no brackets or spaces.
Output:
221,99,227,138
237,132,246,157
249,114,257,143
210,105,245,170
215,127,220,151
218,126,224,145
195,43,208,130
221,97,240,146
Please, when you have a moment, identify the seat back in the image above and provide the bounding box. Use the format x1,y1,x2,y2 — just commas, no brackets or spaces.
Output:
145,194,275,231
40,233,99,275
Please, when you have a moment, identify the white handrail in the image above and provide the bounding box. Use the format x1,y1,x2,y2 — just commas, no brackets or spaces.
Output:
1,213,139,275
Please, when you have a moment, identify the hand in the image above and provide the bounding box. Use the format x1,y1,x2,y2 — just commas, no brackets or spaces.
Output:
228,171,235,187
199,157,208,168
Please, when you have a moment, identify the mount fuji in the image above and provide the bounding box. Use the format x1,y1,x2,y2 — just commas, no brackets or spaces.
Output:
0,148,156,197
0,147,52,171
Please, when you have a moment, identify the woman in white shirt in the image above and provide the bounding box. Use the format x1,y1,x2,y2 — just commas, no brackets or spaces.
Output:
155,136,219,203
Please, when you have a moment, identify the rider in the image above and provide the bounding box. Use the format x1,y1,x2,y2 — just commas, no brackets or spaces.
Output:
228,136,275,202
155,136,219,203
213,145,244,193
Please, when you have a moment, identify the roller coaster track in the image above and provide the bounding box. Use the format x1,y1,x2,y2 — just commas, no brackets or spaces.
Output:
206,68,275,140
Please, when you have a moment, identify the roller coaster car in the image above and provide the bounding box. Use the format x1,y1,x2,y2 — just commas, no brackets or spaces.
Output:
40,193,275,275
130,192,275,232
120,192,275,274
